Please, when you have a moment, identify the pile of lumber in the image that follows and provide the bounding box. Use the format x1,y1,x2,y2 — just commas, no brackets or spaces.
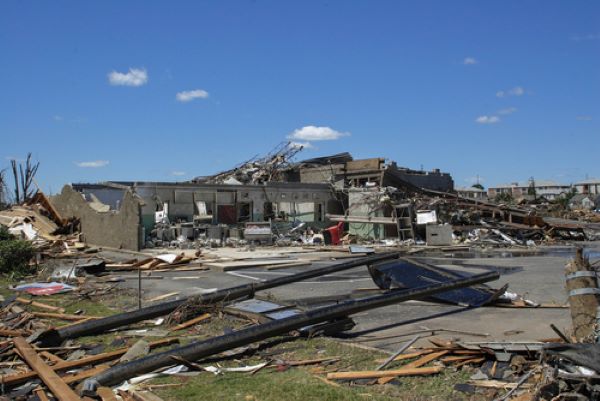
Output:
327,338,491,384
105,253,207,271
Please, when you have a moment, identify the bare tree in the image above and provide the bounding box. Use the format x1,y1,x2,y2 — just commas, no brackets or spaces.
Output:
10,153,40,204
0,168,6,208
10,159,19,204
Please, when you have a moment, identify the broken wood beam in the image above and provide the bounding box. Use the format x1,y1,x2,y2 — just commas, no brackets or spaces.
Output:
62,364,110,384
13,337,81,401
169,313,211,332
1,338,178,387
34,387,51,401
327,366,443,380
97,387,118,401
16,297,66,313
378,350,448,384
0,328,31,337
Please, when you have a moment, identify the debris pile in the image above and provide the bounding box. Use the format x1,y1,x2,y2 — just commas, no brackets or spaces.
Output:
193,141,304,185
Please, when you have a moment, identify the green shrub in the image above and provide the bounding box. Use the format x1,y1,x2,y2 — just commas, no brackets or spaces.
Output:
0,236,35,277
0,225,13,241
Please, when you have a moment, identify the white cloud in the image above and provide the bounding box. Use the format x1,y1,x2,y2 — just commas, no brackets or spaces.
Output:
287,126,350,141
497,107,517,115
171,171,186,176
497,86,525,98
509,86,524,96
75,160,109,168
463,57,478,65
576,115,592,121
475,115,500,124
53,115,63,122
108,68,148,87
288,141,314,150
176,89,209,102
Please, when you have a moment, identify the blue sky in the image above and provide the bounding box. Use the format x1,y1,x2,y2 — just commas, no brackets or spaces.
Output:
1,1,598,194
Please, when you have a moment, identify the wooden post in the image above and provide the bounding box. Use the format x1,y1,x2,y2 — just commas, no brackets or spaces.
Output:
565,248,599,342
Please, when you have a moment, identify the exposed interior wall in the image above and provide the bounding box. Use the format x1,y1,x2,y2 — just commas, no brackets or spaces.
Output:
50,185,143,251
133,183,338,233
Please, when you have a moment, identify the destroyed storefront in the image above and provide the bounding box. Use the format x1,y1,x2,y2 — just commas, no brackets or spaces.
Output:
67,181,342,249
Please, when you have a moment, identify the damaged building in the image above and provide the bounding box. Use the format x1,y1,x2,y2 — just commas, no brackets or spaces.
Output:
47,146,455,251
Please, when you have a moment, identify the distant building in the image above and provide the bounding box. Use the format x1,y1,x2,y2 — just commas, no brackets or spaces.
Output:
574,179,600,196
487,179,571,200
456,186,487,200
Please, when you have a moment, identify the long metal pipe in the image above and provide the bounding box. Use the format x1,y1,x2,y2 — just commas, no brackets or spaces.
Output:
83,270,499,391
38,252,401,346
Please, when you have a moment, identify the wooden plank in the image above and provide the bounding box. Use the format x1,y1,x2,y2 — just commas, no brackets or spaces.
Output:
62,364,109,384
404,351,449,369
40,351,65,364
16,297,65,313
0,328,30,337
12,337,81,401
97,387,118,401
378,350,448,384
169,313,211,332
327,366,443,380
1,338,178,387
392,349,434,362
34,387,51,401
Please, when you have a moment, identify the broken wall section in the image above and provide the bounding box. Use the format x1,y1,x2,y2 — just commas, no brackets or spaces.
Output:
50,185,143,251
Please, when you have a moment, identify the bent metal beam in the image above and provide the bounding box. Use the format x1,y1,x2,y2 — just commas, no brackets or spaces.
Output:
82,270,499,393
38,252,401,346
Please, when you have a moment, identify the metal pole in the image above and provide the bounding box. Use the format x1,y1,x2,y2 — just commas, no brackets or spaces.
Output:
37,252,401,346
83,270,499,391
375,335,420,370
138,266,142,310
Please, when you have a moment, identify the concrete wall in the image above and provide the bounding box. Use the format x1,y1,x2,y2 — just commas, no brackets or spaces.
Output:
51,185,143,251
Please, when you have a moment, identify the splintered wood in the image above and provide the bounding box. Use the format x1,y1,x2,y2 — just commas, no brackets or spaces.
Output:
330,342,490,384
13,337,82,401
105,253,208,272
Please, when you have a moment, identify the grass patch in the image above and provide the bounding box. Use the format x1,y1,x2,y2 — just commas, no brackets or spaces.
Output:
150,337,489,401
